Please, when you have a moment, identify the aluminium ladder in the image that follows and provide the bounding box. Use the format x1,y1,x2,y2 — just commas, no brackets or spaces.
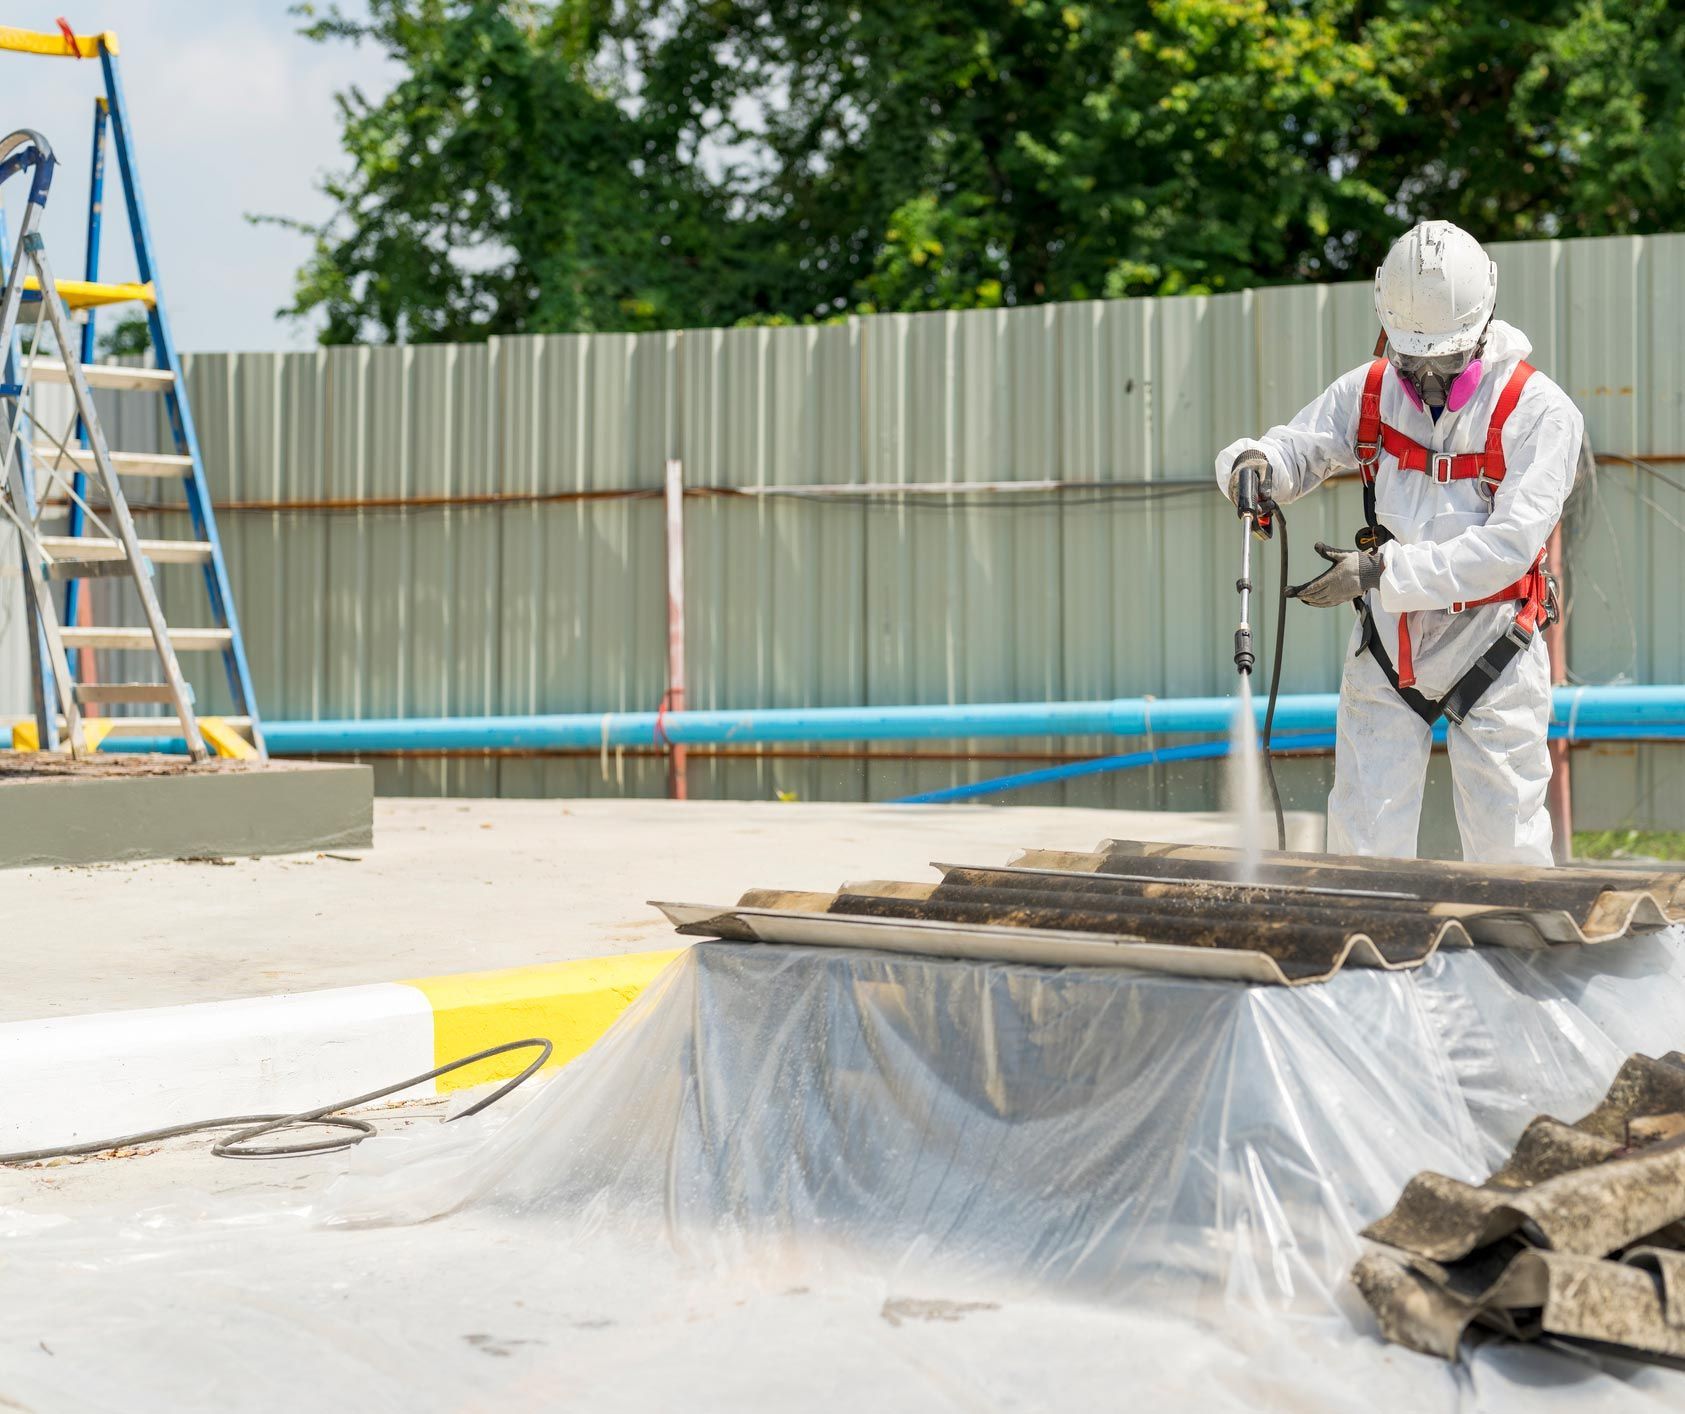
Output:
0,128,208,760
0,27,263,759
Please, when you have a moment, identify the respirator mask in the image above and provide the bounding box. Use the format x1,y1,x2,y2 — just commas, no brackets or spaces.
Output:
1388,327,1488,412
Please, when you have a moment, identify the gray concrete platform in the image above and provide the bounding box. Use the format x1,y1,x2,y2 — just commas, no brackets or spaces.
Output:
0,797,1320,1022
0,756,372,870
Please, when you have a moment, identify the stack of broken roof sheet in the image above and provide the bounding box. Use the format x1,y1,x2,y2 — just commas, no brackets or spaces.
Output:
654,838,1685,986
1355,1050,1685,1369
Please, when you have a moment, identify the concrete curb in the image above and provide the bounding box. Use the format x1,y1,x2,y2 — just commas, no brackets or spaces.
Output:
0,948,683,1154
0,758,374,869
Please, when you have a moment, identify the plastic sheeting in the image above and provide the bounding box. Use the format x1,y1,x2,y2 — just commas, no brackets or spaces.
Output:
6,935,1685,1410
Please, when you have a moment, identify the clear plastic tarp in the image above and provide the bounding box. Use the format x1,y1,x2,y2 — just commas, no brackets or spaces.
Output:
6,934,1685,1410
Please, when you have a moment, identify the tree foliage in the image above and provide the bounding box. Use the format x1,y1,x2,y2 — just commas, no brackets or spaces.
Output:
281,0,1685,342
277,0,746,340
96,312,152,360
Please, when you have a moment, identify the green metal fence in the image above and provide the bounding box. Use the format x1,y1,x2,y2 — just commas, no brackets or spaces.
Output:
13,231,1685,833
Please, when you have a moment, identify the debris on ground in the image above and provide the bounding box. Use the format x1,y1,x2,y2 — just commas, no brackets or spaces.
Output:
1356,1049,1685,1367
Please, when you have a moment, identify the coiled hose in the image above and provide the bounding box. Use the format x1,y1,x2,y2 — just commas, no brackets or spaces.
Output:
0,1036,552,1164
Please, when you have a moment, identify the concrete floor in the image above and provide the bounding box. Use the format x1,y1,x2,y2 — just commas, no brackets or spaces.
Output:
0,1092,462,1218
3,797,1319,1022
2,937,1653,1414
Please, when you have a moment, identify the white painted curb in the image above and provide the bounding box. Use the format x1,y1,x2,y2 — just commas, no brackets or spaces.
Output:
0,984,436,1153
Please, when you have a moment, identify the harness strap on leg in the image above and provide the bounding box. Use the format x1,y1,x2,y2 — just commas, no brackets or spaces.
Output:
1353,601,1441,725
1353,598,1541,727
1396,614,1416,690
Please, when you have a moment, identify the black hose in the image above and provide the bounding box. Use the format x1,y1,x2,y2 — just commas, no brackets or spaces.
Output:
1262,507,1288,850
0,1036,553,1165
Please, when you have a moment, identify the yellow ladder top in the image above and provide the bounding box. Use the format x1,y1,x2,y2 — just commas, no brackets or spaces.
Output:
0,27,118,59
24,276,154,310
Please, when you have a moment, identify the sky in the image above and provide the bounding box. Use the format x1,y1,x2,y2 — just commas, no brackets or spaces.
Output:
4,3,397,352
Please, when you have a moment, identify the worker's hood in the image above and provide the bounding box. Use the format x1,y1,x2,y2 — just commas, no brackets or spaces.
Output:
1474,318,1532,375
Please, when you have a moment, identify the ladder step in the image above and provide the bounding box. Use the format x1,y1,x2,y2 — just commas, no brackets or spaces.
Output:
62,626,233,651
30,445,193,477
38,535,212,564
46,557,148,581
73,682,192,705
94,715,250,738
27,360,175,392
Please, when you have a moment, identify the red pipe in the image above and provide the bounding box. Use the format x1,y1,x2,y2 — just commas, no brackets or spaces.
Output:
663,457,688,801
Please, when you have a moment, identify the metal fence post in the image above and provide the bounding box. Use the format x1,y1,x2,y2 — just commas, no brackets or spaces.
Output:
663,457,688,800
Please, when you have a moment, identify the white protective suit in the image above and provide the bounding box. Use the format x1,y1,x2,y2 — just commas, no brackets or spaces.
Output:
1215,320,1584,865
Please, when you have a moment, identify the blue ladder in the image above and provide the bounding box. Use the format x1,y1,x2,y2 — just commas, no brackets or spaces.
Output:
10,27,265,758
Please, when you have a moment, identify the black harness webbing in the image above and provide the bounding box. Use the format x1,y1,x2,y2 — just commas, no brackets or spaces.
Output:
1352,598,1540,726
1350,482,1553,727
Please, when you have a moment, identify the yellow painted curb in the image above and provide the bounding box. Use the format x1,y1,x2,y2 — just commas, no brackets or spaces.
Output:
407,948,684,1091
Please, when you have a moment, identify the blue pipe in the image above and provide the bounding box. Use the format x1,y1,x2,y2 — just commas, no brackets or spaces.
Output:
892,724,1685,804
893,737,1331,804
256,695,1344,749
96,685,1685,757
100,697,1332,754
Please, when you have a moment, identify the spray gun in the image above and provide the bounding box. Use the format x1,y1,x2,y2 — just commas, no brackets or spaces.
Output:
1232,458,1274,676
1227,454,1288,850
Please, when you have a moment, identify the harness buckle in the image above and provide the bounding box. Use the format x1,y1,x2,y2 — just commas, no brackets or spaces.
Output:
1430,452,1454,484
1504,619,1535,651
1356,442,1380,482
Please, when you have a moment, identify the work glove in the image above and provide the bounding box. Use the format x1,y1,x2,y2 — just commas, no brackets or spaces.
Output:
1226,450,1275,519
1287,542,1384,608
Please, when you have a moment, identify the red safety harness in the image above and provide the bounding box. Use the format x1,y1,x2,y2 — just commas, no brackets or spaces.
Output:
1350,357,1557,723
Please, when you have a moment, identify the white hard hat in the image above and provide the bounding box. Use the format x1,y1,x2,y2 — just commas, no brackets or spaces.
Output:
1373,221,1497,358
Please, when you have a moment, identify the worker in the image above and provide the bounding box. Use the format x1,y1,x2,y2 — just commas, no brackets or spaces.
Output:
1216,220,1583,865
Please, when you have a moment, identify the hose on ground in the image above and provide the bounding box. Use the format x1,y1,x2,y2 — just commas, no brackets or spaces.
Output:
0,1036,553,1164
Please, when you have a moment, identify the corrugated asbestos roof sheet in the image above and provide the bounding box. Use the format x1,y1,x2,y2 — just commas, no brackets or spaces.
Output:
653,838,1685,987
1356,1051,1685,1367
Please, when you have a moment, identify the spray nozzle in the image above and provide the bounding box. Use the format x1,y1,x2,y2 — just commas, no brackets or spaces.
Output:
1233,626,1255,675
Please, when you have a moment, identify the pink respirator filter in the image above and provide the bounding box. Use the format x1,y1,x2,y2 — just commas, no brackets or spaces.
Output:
1446,359,1483,410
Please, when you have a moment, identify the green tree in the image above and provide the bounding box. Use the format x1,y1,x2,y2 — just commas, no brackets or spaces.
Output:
1311,0,1685,262
707,0,1401,310
275,0,750,341
283,0,1685,341
96,312,151,360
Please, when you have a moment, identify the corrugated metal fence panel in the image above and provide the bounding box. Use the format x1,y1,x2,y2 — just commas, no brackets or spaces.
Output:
181,351,242,720
1548,233,1685,831
282,350,330,727
1057,296,1156,811
360,347,417,791
322,346,370,729
4,232,1684,833
201,351,286,721
499,330,671,800
681,321,865,803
